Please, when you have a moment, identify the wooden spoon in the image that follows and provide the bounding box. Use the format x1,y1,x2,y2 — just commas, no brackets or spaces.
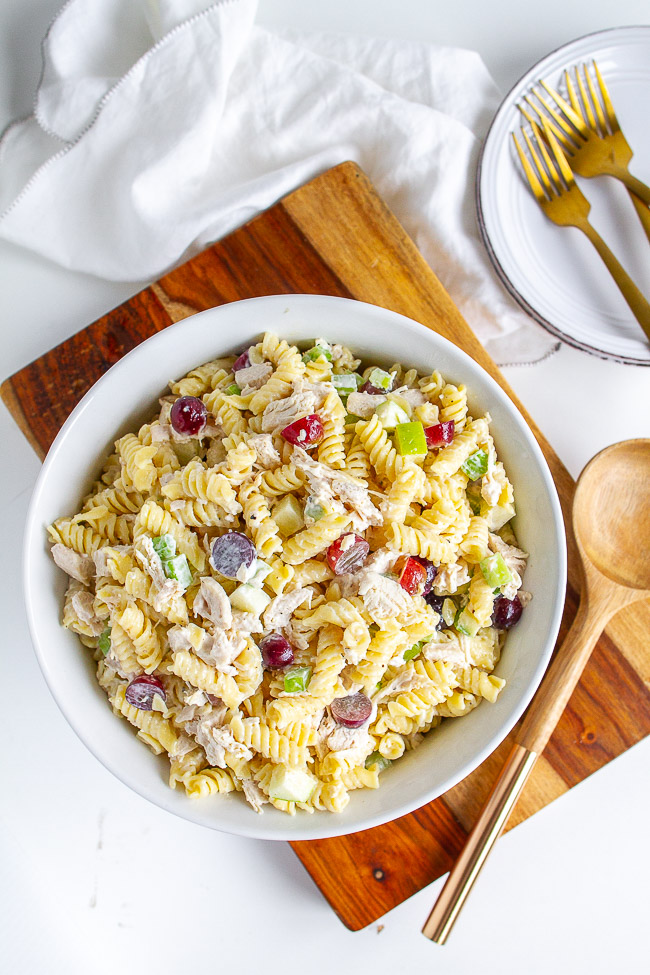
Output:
423,438,650,944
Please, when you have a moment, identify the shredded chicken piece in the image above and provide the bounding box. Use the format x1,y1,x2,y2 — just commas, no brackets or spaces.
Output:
421,639,467,667
346,391,386,418
373,670,429,703
169,732,200,760
292,447,382,528
332,572,363,598
102,653,129,683
357,571,414,623
187,713,251,768
71,589,105,635
247,433,280,470
231,611,264,634
241,778,269,814
92,545,123,578
295,377,332,409
135,536,168,589
393,386,426,408
235,362,273,392
262,588,312,630
134,535,186,612
367,548,400,575
261,390,317,433
281,618,311,652
481,463,508,506
174,704,202,725
433,561,471,595
193,577,232,630
316,709,375,757
52,543,95,585
168,624,244,675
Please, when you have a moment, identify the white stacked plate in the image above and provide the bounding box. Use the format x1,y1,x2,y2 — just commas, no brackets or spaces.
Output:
477,26,650,365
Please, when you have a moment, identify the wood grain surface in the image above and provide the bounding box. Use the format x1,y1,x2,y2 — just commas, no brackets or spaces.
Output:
3,161,649,930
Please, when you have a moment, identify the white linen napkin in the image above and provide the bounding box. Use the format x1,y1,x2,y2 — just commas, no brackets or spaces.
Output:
0,0,557,364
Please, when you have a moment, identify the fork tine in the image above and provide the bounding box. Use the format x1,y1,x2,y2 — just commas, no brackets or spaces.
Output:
539,79,588,137
573,66,599,134
519,99,575,152
532,84,584,144
528,120,562,192
512,131,547,203
564,69,582,118
540,117,575,188
592,60,620,133
583,63,608,134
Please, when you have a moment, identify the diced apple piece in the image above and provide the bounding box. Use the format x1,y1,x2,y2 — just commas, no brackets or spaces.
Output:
229,584,271,616
394,421,427,456
273,494,305,537
269,765,317,802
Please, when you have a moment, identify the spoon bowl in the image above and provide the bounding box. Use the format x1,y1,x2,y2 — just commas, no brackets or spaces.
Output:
574,439,650,591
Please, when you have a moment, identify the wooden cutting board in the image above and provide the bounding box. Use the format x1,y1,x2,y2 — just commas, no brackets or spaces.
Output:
4,161,649,930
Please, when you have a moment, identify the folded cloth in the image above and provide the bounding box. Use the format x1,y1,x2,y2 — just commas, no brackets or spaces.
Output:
0,0,557,363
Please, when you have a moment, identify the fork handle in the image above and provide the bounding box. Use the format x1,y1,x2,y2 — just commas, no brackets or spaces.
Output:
629,191,650,246
613,170,650,207
579,221,650,343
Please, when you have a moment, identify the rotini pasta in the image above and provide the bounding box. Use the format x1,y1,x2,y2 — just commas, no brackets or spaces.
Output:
48,332,528,816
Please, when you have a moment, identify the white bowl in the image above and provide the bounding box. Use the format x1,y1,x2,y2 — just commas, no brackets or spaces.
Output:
24,294,566,841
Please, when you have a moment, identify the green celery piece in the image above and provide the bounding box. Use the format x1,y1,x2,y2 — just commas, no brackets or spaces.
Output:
304,496,326,522
441,598,457,626
461,449,489,479
164,554,192,589
332,374,359,395
367,367,393,391
365,751,392,773
466,481,483,515
403,643,422,662
468,496,482,516
454,606,481,637
302,345,332,363
404,634,434,661
247,560,272,588
394,421,427,456
284,666,312,693
480,552,512,588
98,626,111,656
344,413,361,425
225,383,241,396
404,633,434,660
152,534,176,562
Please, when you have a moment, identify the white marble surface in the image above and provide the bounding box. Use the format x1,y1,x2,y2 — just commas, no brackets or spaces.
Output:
1,2,649,973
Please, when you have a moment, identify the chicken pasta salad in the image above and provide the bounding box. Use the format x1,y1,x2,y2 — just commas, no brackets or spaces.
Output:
48,333,530,815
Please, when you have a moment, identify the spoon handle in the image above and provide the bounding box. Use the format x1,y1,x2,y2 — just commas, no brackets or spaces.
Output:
515,591,606,754
422,582,619,944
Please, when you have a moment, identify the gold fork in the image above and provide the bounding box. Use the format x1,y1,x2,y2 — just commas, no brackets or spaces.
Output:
512,118,650,341
520,61,650,241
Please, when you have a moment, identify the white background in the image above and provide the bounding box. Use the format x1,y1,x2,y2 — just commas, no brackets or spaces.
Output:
1,2,649,973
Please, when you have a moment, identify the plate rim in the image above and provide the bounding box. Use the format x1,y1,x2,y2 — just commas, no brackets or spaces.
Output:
476,24,650,367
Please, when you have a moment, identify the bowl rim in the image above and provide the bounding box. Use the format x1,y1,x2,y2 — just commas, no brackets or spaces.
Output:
23,293,567,841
